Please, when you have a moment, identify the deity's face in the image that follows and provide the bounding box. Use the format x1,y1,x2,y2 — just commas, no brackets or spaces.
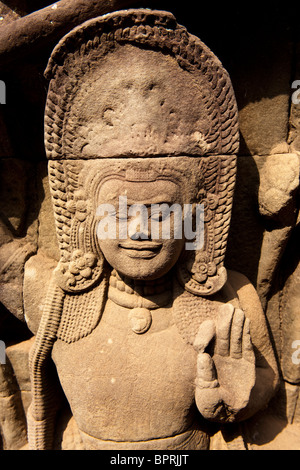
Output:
96,178,185,280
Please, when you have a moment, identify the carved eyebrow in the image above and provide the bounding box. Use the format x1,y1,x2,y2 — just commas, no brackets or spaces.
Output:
125,191,180,204
125,197,178,206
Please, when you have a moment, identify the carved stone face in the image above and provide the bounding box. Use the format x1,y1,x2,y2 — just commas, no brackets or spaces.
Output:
44,6,239,295
96,178,185,280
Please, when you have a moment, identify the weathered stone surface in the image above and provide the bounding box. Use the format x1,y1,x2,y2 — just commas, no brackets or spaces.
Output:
226,153,299,308
6,339,32,394
258,154,299,222
288,40,300,153
22,9,280,451
0,159,38,321
0,3,299,452
241,381,300,450
231,32,293,156
0,0,139,68
0,159,28,233
24,252,57,334
0,339,34,449
0,2,20,26
36,161,59,262
0,239,36,321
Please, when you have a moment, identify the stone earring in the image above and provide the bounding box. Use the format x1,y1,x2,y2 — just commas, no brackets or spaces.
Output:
176,192,227,296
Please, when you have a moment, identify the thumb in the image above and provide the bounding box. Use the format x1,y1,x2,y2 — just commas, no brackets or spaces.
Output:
196,352,218,388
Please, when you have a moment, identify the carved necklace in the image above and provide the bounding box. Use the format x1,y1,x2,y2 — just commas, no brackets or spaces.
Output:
108,270,172,334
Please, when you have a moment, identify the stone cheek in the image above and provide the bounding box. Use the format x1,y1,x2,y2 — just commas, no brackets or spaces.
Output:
51,301,198,443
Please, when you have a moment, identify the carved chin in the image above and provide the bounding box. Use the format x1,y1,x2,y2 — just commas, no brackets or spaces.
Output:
99,246,180,280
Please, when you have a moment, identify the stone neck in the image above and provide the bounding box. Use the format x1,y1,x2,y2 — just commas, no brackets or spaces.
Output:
108,269,173,310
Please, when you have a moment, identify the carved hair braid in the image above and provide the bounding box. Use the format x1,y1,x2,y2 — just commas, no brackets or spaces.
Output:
48,160,72,261
213,155,237,267
27,276,65,449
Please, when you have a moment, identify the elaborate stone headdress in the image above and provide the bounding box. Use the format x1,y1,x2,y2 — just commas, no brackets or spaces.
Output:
44,8,239,296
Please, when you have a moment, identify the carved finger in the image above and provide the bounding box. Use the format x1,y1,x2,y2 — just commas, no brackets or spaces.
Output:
242,318,255,364
193,320,216,353
215,303,234,356
230,308,245,359
196,353,218,389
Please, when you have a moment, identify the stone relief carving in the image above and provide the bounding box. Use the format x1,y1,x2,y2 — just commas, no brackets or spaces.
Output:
22,9,279,450
0,3,299,451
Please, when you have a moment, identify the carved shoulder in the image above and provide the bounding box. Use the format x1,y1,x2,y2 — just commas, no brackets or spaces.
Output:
23,252,57,335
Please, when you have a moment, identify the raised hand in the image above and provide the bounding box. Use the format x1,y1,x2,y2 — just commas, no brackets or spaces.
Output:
194,303,256,422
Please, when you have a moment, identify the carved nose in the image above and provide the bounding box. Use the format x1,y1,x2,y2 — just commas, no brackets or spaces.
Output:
128,221,151,240
128,226,151,240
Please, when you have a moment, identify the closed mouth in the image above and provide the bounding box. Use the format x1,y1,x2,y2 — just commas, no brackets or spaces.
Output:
119,241,162,258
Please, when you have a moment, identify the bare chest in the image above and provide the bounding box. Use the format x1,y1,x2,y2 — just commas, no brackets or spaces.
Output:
52,299,198,442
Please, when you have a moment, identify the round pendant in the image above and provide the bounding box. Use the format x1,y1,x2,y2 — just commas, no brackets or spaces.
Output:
128,307,152,334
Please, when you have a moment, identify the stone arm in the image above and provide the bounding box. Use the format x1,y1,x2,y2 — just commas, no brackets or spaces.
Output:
0,214,37,322
0,216,37,449
194,270,280,423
